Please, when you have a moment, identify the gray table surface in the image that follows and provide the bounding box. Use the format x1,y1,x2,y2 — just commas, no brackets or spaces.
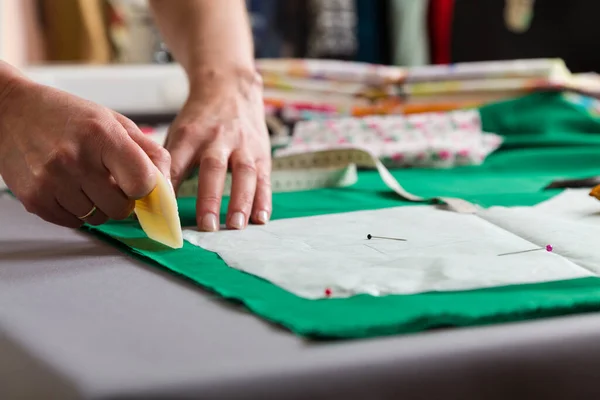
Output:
3,193,600,400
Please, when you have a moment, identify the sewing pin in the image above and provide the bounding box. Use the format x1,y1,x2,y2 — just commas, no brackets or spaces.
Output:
498,244,553,257
367,234,407,242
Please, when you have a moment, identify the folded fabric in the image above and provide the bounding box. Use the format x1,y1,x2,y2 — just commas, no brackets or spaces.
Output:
262,74,396,99
263,96,404,122
405,58,570,82
255,58,406,85
275,109,503,168
258,59,594,127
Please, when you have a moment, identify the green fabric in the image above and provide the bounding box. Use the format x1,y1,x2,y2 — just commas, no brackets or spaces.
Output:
480,91,600,148
86,91,600,339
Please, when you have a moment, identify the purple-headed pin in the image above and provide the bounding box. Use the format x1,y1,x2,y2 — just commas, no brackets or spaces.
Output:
498,244,553,257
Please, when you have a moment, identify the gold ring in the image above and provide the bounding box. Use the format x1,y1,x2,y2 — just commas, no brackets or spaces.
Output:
78,206,97,220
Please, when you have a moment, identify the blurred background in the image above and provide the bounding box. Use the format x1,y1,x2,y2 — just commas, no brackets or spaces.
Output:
4,0,600,140
6,0,600,71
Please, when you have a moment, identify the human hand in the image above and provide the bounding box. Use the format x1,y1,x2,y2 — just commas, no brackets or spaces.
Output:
0,74,170,228
165,70,271,231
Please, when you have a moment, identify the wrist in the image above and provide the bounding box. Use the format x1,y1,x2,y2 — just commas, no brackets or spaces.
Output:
186,64,262,99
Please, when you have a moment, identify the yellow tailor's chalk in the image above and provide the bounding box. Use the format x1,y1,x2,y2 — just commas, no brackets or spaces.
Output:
590,184,600,201
134,168,183,249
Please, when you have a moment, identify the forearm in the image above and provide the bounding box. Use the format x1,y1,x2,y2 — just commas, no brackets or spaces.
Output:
148,0,256,88
0,62,31,140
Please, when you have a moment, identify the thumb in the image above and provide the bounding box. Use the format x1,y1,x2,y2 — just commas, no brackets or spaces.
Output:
113,113,172,182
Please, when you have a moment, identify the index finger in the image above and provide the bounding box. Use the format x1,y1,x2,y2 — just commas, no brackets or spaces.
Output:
100,123,158,199
113,112,172,181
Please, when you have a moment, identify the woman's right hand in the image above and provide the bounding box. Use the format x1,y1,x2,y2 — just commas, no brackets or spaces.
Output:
0,64,171,228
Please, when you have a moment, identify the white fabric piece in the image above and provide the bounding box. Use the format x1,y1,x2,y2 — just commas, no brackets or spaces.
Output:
532,188,600,218
183,197,594,299
478,189,600,275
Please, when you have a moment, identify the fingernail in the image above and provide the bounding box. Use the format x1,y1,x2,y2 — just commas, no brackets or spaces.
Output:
201,213,218,232
230,212,245,230
257,210,269,224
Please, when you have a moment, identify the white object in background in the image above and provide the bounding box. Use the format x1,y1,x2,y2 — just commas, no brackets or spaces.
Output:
183,204,591,299
24,64,189,115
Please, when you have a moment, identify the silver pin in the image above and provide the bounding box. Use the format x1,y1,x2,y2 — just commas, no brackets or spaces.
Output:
498,244,553,257
367,234,407,242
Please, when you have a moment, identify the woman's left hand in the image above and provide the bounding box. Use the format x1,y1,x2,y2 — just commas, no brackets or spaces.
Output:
165,70,271,232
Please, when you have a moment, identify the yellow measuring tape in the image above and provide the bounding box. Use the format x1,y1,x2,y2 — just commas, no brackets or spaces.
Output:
177,148,478,214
